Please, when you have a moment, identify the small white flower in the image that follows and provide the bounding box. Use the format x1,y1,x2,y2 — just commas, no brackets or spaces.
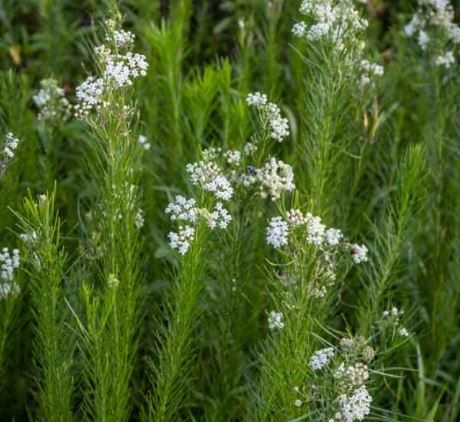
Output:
33,78,70,120
286,209,306,227
334,362,369,387
382,306,402,322
418,30,429,49
404,0,460,51
350,243,368,264
2,132,20,161
325,227,343,246
309,347,335,370
135,208,145,229
168,225,195,255
186,161,233,200
292,21,307,38
0,282,20,299
243,142,258,156
360,60,384,87
404,15,421,37
305,213,326,246
268,310,284,330
0,247,20,282
399,327,409,337
294,399,303,407
435,51,455,68
224,150,241,166
205,202,232,229
246,92,268,107
138,135,151,150
38,194,48,207
266,217,289,248
203,175,234,201
103,52,148,88
165,196,198,224
74,76,105,118
109,29,135,48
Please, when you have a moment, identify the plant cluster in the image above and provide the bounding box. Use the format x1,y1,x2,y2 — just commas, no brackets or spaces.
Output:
0,0,460,421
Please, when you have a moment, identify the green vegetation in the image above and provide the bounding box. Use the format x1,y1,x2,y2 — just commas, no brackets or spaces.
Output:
1,1,460,420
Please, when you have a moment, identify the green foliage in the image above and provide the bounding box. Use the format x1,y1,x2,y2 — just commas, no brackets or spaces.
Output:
1,1,460,421
15,189,74,422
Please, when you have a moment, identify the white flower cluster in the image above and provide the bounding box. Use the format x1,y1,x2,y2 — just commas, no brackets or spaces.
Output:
33,78,70,120
205,203,232,229
2,132,19,162
305,213,328,246
292,0,368,49
382,307,410,337
109,29,135,49
74,25,148,119
232,156,296,201
308,338,374,422
186,160,234,201
74,76,105,119
246,91,268,107
292,1,385,89
335,385,372,422
325,227,344,246
350,244,368,264
435,50,455,67
103,51,148,88
309,347,335,370
334,362,369,388
359,60,384,87
166,196,198,223
0,248,20,281
166,147,238,255
266,208,363,254
166,152,234,256
266,217,290,248
225,150,241,166
266,210,368,296
246,92,290,142
0,247,20,300
0,282,20,299
163,94,292,229
286,208,305,227
134,208,145,229
165,94,290,255
243,142,257,156
168,226,195,256
404,0,460,65
256,158,295,200
165,200,196,254
165,194,232,255
268,310,285,330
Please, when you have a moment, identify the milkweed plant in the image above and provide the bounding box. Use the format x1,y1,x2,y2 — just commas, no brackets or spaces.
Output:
0,0,459,421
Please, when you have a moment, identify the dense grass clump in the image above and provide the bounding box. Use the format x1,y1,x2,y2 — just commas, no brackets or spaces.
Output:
1,0,460,421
